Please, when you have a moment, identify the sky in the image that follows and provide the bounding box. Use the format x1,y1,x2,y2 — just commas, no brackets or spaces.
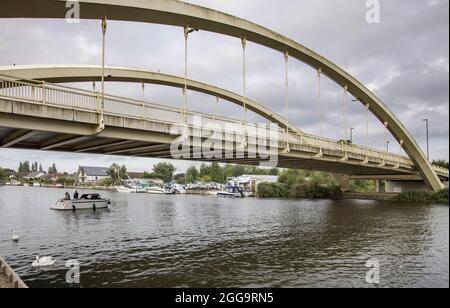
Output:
0,0,448,174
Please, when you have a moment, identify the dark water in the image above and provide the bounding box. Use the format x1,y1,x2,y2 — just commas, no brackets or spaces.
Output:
0,186,448,288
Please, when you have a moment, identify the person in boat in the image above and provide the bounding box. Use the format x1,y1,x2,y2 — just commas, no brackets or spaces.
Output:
64,192,71,200
73,190,79,199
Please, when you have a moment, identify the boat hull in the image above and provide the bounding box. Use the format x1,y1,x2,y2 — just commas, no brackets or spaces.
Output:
51,199,110,211
217,192,243,198
147,190,166,195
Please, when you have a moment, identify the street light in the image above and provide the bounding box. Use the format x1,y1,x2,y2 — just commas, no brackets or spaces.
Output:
386,140,390,152
349,128,355,143
423,118,430,161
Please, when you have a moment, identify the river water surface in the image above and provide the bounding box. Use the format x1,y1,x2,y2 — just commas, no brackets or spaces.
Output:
0,186,448,288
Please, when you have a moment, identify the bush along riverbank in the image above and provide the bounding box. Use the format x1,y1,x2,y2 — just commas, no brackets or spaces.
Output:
257,170,343,200
257,182,342,200
393,188,449,205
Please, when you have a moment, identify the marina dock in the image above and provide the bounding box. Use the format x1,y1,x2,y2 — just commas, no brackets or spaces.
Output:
0,257,27,288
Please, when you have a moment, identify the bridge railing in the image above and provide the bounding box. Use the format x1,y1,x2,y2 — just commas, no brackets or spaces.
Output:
0,75,285,138
2,74,447,175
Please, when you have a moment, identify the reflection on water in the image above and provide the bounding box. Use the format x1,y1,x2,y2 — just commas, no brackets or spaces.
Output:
0,186,448,288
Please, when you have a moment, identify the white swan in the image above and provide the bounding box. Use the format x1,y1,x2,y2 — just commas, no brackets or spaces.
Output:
32,255,56,267
11,229,20,243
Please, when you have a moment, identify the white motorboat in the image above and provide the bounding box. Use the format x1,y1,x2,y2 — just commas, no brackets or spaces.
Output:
146,186,167,195
217,186,244,198
116,184,146,193
51,193,110,211
168,184,186,195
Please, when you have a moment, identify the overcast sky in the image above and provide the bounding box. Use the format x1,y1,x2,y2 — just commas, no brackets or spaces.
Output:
0,0,448,173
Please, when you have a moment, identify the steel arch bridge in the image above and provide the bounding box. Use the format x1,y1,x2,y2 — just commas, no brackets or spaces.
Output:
0,0,448,191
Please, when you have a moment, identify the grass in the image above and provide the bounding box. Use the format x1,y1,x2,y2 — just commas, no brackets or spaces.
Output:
393,188,449,205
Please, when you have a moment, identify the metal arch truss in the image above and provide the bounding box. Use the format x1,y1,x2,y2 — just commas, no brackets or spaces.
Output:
0,65,302,137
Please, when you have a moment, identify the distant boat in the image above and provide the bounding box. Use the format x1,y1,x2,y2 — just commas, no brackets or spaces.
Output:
51,193,110,211
146,186,167,195
217,186,244,198
116,185,146,193
168,184,186,195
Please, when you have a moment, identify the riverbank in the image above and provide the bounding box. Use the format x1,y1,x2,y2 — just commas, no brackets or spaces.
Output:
0,257,27,289
393,188,449,204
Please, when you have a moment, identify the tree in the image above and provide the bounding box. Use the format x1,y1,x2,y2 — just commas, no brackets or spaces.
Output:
210,162,225,183
269,168,279,176
142,172,160,179
152,162,176,183
186,166,199,183
0,167,6,181
199,163,211,178
278,169,306,188
48,163,58,174
18,162,23,173
106,163,128,185
22,161,31,173
39,164,43,172
174,173,186,184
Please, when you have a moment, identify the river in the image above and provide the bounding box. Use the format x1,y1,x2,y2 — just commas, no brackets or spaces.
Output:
0,186,448,288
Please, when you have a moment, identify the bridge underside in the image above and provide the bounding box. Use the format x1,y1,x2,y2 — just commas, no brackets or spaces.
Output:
0,105,424,178
0,125,411,176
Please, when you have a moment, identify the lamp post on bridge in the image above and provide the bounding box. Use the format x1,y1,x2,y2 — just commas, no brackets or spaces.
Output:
386,140,390,152
350,127,355,143
423,118,430,161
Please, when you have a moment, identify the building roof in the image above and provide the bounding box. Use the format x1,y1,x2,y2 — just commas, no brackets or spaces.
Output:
127,172,145,179
79,166,109,177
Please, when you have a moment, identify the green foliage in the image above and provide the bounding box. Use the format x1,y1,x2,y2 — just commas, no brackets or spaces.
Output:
98,178,114,187
258,169,341,200
174,173,186,184
18,161,31,173
433,188,449,204
0,167,6,182
350,180,376,193
106,163,128,185
200,175,212,183
432,160,449,169
257,182,288,198
186,166,200,183
394,188,449,205
278,169,306,188
55,177,76,187
258,182,341,200
191,163,279,184
48,163,58,174
142,172,161,180
152,162,176,183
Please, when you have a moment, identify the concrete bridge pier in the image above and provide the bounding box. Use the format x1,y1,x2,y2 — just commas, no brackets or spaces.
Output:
385,180,434,193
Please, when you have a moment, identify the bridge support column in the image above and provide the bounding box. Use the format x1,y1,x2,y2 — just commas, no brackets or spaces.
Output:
375,179,382,193
385,180,431,193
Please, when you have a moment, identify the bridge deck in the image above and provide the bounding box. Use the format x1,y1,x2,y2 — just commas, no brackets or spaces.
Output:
0,76,448,179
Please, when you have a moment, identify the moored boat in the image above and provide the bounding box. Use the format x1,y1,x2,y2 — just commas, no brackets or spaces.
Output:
146,186,167,194
51,193,110,211
217,186,244,198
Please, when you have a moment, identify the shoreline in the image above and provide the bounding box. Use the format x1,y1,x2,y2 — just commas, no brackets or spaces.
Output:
0,257,27,289
1,185,448,204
